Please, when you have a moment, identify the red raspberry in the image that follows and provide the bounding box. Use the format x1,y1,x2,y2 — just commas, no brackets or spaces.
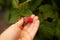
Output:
26,17,33,23
19,17,33,27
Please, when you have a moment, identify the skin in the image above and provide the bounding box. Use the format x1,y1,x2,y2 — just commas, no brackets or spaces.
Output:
0,15,40,40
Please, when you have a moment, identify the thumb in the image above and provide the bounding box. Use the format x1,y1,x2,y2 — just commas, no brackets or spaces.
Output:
0,18,24,40
15,18,24,27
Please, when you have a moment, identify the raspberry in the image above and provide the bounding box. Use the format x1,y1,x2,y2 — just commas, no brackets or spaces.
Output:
26,17,33,23
18,17,33,23
19,17,33,27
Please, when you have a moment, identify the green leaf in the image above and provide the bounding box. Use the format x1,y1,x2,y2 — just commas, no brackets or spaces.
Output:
37,4,58,40
4,9,11,22
18,0,31,9
4,0,11,7
19,8,32,16
51,0,57,10
12,0,19,8
38,23,55,40
19,0,26,3
55,19,60,40
39,4,57,19
9,9,20,24
5,8,32,24
28,0,43,11
5,0,32,24
0,0,5,5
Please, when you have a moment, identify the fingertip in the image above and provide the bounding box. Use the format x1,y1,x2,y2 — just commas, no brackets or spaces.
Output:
33,16,39,23
20,17,24,20
31,14,35,18
31,14,35,16
37,20,40,23
35,16,38,19
36,20,40,24
35,20,40,27
15,18,24,27
19,18,24,22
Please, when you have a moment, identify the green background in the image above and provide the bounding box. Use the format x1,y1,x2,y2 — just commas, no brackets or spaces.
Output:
0,0,60,40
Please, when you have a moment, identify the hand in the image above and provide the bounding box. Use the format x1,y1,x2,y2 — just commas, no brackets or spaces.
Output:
0,15,40,40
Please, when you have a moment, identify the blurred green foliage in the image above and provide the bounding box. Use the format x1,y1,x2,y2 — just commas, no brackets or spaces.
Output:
0,0,60,40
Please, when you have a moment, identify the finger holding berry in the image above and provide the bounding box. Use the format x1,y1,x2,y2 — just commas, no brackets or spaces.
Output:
23,15,35,30
21,15,40,39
